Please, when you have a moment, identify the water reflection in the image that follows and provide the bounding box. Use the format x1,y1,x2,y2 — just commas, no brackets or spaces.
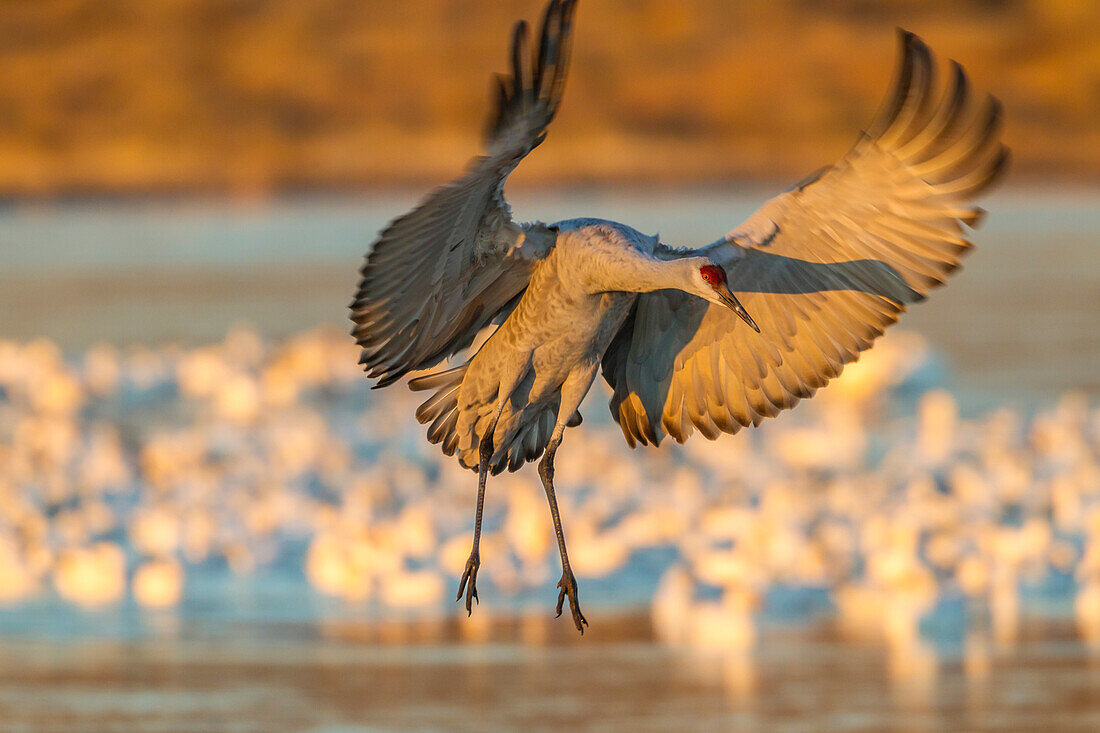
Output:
2,612,1100,728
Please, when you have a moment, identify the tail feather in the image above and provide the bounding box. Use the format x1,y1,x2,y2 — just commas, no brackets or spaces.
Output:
427,408,459,445
411,362,581,474
416,381,463,424
412,364,468,457
409,363,468,392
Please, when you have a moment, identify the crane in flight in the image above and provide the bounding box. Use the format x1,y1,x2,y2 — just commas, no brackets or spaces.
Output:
351,0,1007,633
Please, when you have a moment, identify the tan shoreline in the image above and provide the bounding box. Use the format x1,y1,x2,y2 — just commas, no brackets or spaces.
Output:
1,1,1098,198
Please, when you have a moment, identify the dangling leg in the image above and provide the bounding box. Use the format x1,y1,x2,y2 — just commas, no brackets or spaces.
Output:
456,432,493,616
539,426,588,633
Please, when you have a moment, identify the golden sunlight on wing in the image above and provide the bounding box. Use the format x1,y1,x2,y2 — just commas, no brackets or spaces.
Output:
603,31,1008,447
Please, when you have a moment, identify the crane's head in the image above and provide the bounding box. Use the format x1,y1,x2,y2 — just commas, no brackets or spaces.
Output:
694,262,760,333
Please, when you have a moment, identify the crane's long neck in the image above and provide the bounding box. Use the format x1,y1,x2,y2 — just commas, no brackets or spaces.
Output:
594,251,693,295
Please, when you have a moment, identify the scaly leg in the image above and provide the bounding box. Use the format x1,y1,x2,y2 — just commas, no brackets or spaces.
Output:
456,432,493,616
539,434,588,634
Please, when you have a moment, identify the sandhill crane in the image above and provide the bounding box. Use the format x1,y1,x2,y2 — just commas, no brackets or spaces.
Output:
350,0,1007,633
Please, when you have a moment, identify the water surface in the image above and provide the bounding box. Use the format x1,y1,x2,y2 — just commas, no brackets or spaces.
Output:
4,616,1100,732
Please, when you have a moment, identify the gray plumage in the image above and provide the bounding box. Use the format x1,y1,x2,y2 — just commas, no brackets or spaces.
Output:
349,1,1007,632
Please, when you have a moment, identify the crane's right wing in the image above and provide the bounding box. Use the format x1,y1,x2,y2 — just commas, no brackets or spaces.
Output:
602,31,1007,447
351,0,577,387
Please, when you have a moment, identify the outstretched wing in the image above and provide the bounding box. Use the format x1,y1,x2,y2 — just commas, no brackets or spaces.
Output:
351,0,578,387
602,31,1008,447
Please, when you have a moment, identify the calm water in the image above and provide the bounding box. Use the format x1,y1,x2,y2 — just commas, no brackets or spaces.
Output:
1,188,1098,401
5,616,1100,732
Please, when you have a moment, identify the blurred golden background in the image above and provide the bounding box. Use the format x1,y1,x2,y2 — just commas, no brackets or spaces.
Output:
2,0,1098,197
2,3,1100,730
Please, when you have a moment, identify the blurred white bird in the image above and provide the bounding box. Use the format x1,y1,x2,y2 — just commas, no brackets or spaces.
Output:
351,0,1007,633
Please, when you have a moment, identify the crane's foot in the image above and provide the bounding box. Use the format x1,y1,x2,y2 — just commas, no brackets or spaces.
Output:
555,569,588,634
456,552,480,616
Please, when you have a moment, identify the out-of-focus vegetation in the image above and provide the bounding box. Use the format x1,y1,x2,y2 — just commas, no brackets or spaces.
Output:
0,0,1097,197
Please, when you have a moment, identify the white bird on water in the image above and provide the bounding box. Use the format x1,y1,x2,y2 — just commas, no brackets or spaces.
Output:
351,0,1007,633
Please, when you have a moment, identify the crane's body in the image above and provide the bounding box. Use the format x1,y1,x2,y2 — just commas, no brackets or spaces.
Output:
351,0,1007,632
414,219,658,474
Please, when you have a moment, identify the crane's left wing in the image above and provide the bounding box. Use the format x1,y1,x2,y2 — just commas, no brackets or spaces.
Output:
351,0,577,387
602,31,1007,447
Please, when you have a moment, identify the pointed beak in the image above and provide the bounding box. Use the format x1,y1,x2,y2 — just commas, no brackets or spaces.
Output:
717,286,760,333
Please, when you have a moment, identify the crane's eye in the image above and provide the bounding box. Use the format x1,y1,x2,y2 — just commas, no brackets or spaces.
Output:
700,264,725,286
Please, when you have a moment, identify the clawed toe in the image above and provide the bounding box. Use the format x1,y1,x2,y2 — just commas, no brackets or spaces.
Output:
556,571,588,634
456,554,480,616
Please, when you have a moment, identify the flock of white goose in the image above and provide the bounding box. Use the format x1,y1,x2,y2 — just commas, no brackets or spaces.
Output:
0,325,1098,650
